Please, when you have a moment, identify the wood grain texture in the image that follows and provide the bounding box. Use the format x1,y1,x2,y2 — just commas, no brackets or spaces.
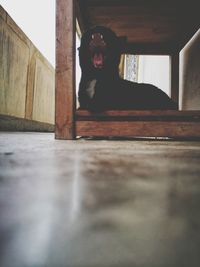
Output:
76,121,200,138
122,43,177,55
55,0,76,139
76,110,200,119
76,110,200,138
56,0,200,139
77,0,200,53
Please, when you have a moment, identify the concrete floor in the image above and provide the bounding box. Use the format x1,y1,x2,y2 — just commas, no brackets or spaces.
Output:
0,132,200,267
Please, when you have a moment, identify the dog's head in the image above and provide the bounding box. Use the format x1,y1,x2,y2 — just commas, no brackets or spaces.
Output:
79,26,121,74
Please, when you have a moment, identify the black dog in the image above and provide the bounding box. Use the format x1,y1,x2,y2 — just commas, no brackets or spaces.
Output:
78,26,178,112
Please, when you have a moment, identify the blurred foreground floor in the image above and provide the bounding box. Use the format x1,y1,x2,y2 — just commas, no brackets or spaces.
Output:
0,132,200,267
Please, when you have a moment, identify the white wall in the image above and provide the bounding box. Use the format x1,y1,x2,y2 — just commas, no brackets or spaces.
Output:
0,0,55,66
180,29,200,110
138,56,170,95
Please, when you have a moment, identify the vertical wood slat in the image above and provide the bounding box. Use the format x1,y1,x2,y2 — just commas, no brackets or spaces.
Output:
25,48,36,120
170,53,179,106
55,0,76,139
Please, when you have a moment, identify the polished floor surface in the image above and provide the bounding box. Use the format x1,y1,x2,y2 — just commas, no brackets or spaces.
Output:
0,132,200,267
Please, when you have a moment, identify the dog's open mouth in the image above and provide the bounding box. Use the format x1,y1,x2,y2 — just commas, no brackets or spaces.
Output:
92,52,105,69
89,32,107,69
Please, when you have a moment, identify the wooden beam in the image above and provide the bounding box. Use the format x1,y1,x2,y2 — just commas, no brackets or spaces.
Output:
75,110,200,138
86,0,180,8
55,0,76,139
122,43,177,55
76,121,200,138
170,54,179,106
76,110,200,121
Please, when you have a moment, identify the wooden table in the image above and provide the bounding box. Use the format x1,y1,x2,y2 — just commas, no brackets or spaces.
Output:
55,0,200,139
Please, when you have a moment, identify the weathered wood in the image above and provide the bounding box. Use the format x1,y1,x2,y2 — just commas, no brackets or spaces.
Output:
55,0,76,139
76,121,200,138
170,54,179,105
122,43,177,55
76,110,200,121
55,0,200,140
76,0,200,51
76,110,200,138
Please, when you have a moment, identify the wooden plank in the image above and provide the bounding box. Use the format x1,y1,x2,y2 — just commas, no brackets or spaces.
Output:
76,110,200,138
76,110,200,119
122,43,177,55
86,0,182,7
55,0,76,139
76,121,200,138
82,0,200,50
170,54,179,105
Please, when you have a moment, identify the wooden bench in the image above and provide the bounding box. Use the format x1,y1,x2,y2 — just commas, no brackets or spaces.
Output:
55,0,200,139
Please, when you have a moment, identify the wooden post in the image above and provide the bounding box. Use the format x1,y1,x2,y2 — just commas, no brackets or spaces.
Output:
170,53,179,107
55,0,76,139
